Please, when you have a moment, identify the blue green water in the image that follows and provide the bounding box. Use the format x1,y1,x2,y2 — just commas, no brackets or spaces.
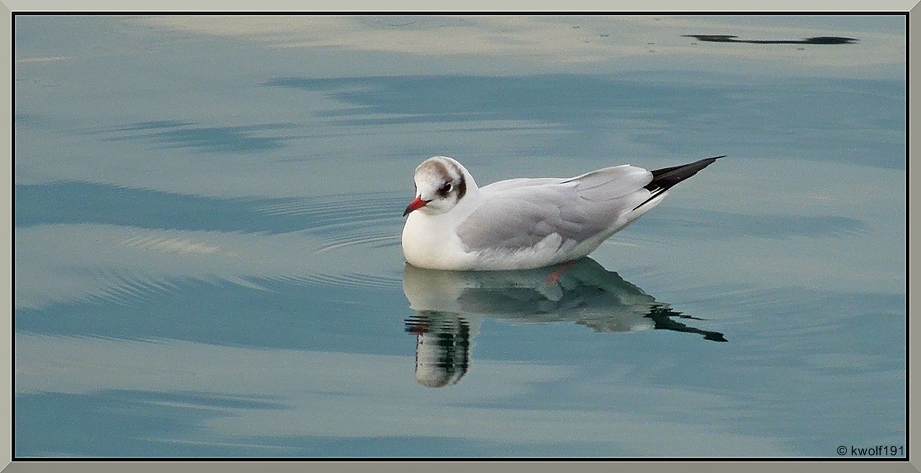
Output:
14,14,905,458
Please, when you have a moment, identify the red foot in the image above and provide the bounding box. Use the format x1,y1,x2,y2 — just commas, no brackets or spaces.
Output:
543,261,576,285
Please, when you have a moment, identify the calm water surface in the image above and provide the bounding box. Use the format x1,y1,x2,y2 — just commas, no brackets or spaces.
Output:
14,15,906,458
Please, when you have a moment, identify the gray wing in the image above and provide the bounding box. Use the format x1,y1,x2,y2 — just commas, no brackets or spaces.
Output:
456,165,653,253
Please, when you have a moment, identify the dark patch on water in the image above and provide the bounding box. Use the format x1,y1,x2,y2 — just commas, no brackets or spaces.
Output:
683,35,858,45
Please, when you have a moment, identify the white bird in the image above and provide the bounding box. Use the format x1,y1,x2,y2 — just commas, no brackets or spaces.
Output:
401,155,722,271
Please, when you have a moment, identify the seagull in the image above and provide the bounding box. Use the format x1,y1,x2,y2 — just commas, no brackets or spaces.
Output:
401,155,723,271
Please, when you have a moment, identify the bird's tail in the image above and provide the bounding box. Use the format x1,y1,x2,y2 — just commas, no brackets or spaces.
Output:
634,155,724,210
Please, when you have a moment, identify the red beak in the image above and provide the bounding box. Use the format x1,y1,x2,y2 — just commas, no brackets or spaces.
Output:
403,196,429,216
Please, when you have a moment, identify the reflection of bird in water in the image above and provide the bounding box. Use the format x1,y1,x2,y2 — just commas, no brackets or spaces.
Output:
405,312,474,388
403,257,726,388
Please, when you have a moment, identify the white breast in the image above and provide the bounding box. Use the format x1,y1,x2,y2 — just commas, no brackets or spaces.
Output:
401,211,477,270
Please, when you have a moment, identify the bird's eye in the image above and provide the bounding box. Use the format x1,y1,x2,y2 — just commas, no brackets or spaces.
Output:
437,182,453,197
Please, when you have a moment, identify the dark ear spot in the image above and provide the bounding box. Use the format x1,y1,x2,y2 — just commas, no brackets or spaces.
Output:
456,175,466,200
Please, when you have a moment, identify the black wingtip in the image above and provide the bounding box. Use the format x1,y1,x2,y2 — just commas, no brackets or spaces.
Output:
633,155,724,211
646,155,724,193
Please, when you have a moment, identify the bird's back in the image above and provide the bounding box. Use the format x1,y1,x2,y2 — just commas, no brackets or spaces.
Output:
454,165,657,269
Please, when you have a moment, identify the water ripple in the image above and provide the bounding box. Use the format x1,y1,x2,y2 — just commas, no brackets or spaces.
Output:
16,186,412,308
279,272,404,291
